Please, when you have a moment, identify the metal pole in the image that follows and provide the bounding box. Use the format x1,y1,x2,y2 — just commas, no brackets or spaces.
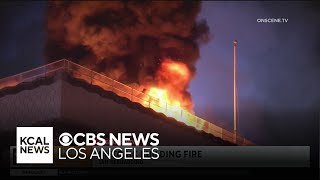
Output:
233,40,238,144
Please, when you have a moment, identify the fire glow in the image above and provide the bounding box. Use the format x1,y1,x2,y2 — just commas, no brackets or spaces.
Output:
146,58,192,111
140,58,205,129
67,57,205,130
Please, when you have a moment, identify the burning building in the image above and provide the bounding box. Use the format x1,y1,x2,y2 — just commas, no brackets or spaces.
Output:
0,59,252,146
0,1,253,167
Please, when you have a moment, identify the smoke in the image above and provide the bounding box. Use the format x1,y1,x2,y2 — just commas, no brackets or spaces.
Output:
46,1,209,109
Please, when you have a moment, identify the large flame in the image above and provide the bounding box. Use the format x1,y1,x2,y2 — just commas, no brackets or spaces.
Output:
139,58,203,128
148,88,181,108
145,58,192,110
66,58,206,131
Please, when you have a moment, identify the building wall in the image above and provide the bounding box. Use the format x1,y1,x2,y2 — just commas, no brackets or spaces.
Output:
0,78,62,131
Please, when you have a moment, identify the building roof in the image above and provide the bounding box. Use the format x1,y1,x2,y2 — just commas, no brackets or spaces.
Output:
0,59,253,145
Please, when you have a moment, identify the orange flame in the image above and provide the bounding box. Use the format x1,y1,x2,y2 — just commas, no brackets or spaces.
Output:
146,58,192,109
71,58,206,132
139,58,203,128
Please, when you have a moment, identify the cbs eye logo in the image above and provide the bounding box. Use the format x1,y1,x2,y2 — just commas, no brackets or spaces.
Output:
59,132,73,146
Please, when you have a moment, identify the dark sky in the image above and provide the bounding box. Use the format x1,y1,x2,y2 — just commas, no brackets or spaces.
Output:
190,1,320,146
0,1,319,146
0,1,45,76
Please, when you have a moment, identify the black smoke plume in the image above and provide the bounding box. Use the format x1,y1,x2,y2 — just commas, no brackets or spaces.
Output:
46,1,209,109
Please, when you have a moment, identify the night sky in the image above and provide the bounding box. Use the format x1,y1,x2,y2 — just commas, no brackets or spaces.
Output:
0,1,319,146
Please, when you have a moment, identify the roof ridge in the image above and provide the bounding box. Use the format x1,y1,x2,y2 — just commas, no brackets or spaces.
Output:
0,59,254,145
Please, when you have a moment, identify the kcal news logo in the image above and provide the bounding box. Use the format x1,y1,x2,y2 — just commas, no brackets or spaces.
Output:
16,127,53,164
